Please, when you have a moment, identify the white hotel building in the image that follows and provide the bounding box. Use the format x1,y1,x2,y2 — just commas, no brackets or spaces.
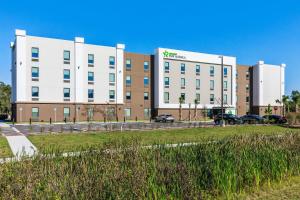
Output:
10,29,285,122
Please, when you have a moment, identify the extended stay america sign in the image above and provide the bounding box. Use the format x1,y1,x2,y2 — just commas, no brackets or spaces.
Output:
163,50,186,60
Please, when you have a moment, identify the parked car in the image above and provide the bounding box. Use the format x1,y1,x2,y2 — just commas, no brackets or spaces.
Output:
240,114,265,124
262,115,287,124
214,114,242,125
154,114,175,123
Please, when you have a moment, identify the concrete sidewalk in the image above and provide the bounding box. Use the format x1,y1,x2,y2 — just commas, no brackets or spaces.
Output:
0,123,37,157
6,136,37,157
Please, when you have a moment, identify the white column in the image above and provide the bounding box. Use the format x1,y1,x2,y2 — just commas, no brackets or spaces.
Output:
280,64,286,103
231,57,237,108
257,61,264,106
15,29,27,102
116,44,125,104
74,37,85,103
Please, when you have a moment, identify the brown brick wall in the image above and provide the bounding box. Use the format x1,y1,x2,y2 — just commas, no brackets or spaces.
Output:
124,52,153,120
12,103,125,122
236,65,252,116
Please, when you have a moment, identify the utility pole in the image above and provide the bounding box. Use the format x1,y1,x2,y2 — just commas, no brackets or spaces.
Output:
220,55,225,127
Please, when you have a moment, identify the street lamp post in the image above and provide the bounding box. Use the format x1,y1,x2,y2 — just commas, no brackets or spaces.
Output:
219,55,225,127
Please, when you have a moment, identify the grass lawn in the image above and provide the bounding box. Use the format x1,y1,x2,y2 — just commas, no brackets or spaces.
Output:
0,136,12,158
28,125,300,152
239,176,300,200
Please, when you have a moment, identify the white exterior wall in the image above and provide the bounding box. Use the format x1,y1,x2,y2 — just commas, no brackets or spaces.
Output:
154,48,237,109
11,30,125,104
14,30,27,102
252,61,285,106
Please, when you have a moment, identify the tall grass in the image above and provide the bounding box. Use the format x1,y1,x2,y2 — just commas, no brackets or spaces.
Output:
1,133,300,199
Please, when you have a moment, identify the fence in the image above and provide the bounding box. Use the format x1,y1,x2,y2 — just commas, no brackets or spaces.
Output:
14,121,214,135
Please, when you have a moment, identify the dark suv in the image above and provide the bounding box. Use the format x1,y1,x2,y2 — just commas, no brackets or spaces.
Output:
263,115,287,124
214,114,242,125
241,114,265,124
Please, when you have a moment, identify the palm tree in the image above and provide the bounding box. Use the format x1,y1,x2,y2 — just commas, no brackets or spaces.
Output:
291,91,300,112
265,104,273,116
194,98,199,120
282,95,290,116
178,96,184,121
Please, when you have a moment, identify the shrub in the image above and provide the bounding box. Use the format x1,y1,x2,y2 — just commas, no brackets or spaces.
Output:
1,134,300,199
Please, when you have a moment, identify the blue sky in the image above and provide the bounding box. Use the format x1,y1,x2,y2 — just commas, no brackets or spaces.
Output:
0,0,299,94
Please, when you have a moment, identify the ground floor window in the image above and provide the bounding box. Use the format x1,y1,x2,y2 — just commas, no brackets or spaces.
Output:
31,107,39,119
144,108,151,119
124,108,131,119
87,107,94,121
64,107,70,118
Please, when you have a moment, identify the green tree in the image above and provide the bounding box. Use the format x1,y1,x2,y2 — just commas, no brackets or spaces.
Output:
178,96,184,121
282,95,290,115
291,91,300,112
0,82,11,115
265,104,273,116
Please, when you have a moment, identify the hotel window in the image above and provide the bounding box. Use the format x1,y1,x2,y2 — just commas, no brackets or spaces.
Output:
181,78,186,89
63,50,70,63
144,76,149,87
224,94,228,104
224,67,228,77
144,108,151,119
210,80,214,90
246,71,250,80
164,92,169,103
126,75,131,86
109,56,115,66
196,93,200,102
126,91,131,100
109,73,115,84
246,96,250,103
64,69,70,80
31,107,39,118
196,79,200,90
88,54,94,65
144,61,149,71
164,77,170,87
124,108,131,118
64,88,70,99
180,93,186,103
109,90,115,100
144,92,149,100
224,81,228,91
210,66,214,76
31,47,39,59
246,84,249,92
32,67,39,79
126,59,131,70
63,107,70,118
181,63,185,74
88,89,94,99
32,86,39,97
87,107,94,121
164,62,170,73
196,65,200,75
210,94,214,104
88,72,94,82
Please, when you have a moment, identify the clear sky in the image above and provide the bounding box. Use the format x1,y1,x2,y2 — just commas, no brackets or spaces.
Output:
0,0,299,94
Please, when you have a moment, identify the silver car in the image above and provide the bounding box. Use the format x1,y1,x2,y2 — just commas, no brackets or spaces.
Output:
154,114,175,123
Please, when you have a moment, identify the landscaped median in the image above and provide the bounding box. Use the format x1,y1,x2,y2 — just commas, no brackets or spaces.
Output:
2,126,300,199
28,125,298,153
0,136,12,157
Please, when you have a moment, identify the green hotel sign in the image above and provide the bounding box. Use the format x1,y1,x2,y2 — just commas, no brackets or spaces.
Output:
163,50,186,60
